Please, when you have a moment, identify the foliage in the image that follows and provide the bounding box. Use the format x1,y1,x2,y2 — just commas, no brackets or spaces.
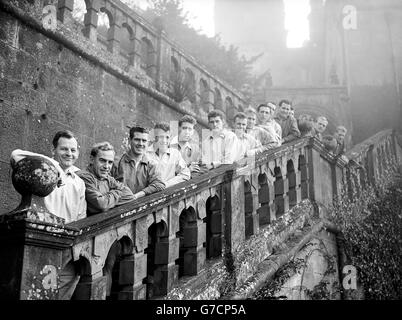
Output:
252,258,306,300
329,162,402,300
124,0,258,89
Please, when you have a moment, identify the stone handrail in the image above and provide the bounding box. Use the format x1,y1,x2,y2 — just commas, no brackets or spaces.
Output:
344,129,399,195
0,135,357,299
0,124,400,300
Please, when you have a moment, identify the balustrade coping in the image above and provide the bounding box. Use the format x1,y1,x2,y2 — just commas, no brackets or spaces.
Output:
0,136,349,243
64,137,344,240
264,86,349,93
346,129,395,160
107,0,245,100
0,135,350,245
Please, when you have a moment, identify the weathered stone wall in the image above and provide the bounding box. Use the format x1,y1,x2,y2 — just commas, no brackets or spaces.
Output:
0,0,247,214
0,8,176,212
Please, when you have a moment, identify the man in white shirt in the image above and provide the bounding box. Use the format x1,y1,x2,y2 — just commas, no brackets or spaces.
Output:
149,122,190,188
170,115,203,175
314,116,329,141
201,109,238,169
245,106,278,149
10,131,86,223
10,130,87,300
257,102,282,147
233,112,263,161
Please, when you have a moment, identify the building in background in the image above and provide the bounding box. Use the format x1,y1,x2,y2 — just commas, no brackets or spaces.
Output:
215,0,402,143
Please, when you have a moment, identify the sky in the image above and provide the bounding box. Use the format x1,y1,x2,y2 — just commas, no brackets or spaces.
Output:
284,0,311,48
129,0,215,37
75,0,311,48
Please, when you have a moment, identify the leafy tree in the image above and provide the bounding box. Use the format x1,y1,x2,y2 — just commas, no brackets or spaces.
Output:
122,0,259,89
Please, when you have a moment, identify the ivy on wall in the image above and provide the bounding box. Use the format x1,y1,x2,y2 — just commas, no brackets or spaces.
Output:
330,163,402,300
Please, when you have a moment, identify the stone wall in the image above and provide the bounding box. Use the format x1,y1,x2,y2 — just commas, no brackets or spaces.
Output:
0,0,247,214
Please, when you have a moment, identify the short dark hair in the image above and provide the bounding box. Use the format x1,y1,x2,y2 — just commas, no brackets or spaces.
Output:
154,122,170,132
316,116,328,123
336,125,347,133
179,115,197,127
90,141,114,157
52,130,76,148
257,103,268,112
258,102,276,112
279,99,291,107
234,112,247,121
298,120,314,134
129,126,150,139
207,110,225,121
322,135,337,153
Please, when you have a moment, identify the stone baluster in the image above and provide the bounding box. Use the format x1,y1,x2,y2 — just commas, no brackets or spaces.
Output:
82,0,100,43
152,208,179,297
72,266,107,300
299,154,309,199
224,175,246,253
249,170,260,235
274,165,286,218
155,29,165,90
206,192,222,259
208,88,216,112
257,164,272,225
117,214,152,300
57,0,74,24
107,10,122,54
181,197,207,275
133,25,144,69
244,179,254,238
287,159,298,209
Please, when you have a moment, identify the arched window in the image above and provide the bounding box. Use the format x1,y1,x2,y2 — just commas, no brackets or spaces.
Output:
170,56,179,83
97,8,112,51
71,0,86,24
140,37,157,79
184,68,196,103
120,23,134,65
214,88,223,110
225,96,234,123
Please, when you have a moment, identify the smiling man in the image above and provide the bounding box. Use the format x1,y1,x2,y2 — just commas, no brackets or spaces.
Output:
10,130,87,223
233,112,263,160
245,106,278,149
114,126,165,198
77,141,135,215
314,116,329,141
274,99,300,143
257,102,282,147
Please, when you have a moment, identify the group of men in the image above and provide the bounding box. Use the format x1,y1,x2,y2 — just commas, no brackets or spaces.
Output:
10,99,348,224
9,99,348,299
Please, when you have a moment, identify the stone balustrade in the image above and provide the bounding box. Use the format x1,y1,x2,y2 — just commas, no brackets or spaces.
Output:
1,130,401,299
1,133,372,300
344,129,400,198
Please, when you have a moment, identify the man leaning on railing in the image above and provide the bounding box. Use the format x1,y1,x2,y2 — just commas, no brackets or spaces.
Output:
77,141,135,215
